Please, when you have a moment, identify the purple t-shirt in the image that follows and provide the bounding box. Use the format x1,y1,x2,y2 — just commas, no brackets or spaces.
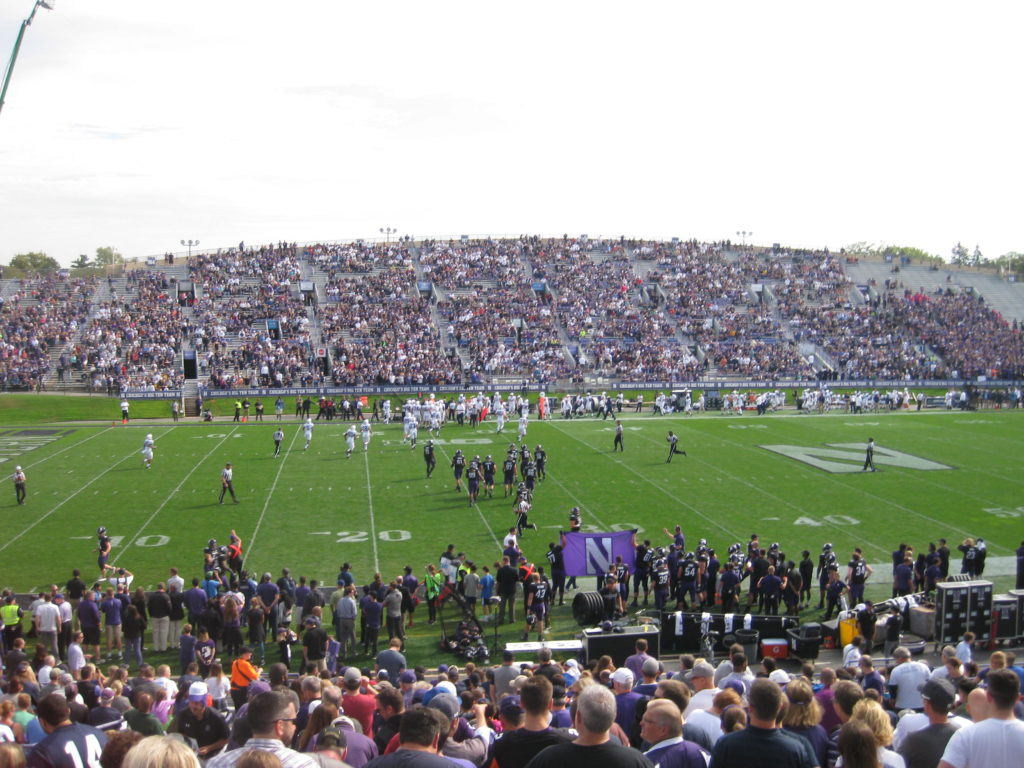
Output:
100,598,122,626
614,690,644,736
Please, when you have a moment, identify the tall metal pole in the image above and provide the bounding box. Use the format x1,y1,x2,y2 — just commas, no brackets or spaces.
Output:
0,1,55,119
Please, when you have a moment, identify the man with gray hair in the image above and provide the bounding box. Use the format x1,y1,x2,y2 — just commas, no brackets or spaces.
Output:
888,646,931,711
524,684,653,767
207,690,317,768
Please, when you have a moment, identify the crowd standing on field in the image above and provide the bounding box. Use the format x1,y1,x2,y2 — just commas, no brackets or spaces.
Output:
1,553,1022,768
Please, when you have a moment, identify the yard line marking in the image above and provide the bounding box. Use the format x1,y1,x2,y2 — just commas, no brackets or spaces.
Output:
113,426,232,564
245,425,303,569
634,430,893,560
0,427,173,554
791,418,1016,554
547,420,746,542
362,450,380,574
435,443,501,550
23,427,114,471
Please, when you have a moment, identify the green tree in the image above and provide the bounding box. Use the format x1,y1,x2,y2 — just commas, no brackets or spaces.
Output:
93,246,122,267
70,254,91,270
971,245,984,267
950,242,969,266
8,251,59,272
994,252,1024,279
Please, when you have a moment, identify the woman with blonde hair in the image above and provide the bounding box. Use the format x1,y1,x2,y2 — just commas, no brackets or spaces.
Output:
0,742,25,768
122,735,200,768
0,701,23,743
845,700,903,768
782,678,828,768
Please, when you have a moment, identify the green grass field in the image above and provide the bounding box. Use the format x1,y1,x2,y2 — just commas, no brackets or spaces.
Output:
1,404,1021,666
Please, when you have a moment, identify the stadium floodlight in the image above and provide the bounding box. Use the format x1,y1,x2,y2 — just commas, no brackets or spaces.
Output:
736,230,752,247
0,0,56,120
180,239,200,258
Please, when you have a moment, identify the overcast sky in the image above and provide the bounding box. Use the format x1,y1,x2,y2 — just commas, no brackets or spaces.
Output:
1,1,1021,266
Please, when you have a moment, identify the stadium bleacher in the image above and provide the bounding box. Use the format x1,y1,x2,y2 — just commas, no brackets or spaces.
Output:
4,236,1023,394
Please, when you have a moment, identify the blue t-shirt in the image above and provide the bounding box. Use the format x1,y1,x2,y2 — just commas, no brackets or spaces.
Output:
480,574,495,601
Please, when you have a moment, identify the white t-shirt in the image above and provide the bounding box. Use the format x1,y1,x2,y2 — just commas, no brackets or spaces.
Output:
684,687,718,719
940,716,1024,768
889,660,931,709
837,747,904,768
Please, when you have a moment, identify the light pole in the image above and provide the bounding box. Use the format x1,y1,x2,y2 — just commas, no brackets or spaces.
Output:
180,239,199,258
0,0,55,119
736,230,752,248
379,227,397,243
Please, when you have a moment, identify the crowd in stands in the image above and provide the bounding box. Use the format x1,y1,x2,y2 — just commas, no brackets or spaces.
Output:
77,272,186,393
420,241,526,291
890,291,1024,380
190,243,302,297
0,275,96,391
320,271,460,387
5,237,1024,391
438,289,571,384
305,241,413,274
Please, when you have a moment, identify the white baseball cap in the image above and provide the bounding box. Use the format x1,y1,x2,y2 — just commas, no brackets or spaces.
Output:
610,668,634,686
15,466,21,471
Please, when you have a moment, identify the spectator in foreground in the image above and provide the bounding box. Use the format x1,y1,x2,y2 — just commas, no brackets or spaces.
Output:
207,690,317,768
27,693,109,768
523,684,652,768
121,736,200,768
708,679,816,768
363,707,461,768
939,669,1024,768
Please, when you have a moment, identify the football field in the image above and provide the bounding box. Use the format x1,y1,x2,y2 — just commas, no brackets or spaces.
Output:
1,406,1022,598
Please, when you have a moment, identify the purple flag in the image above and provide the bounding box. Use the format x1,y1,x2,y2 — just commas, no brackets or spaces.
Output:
562,530,638,577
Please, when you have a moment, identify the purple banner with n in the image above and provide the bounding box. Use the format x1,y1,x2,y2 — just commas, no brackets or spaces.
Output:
561,530,638,577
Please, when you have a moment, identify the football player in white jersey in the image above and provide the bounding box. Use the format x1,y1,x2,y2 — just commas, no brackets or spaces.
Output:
345,425,357,458
141,433,154,469
517,414,528,442
302,417,314,450
359,418,372,451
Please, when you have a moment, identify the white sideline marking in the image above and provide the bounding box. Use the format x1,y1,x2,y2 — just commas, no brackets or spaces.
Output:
362,450,380,574
113,426,234,564
246,425,303,567
0,427,174,554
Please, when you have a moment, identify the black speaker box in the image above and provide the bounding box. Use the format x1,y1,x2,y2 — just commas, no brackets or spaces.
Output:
581,625,660,666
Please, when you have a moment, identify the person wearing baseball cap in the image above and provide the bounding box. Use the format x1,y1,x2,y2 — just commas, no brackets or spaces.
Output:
426,692,490,766
684,660,720,718
167,681,229,758
610,667,643,736
894,678,966,767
